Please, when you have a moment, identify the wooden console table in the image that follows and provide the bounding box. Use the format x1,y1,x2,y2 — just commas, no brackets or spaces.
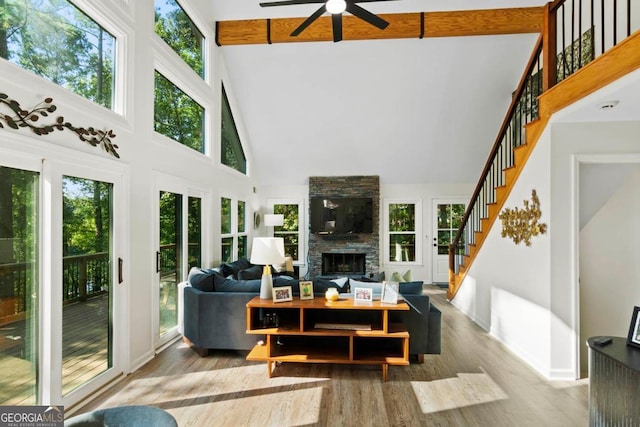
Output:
245,296,410,381
587,336,640,426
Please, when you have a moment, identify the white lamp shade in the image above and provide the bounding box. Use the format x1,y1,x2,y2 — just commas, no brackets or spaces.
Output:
250,237,285,265
263,214,284,227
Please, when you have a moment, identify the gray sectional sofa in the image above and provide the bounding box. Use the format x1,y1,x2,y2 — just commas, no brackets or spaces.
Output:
178,259,442,360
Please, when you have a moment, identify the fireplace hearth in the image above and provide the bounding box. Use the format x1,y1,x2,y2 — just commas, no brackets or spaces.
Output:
322,253,366,276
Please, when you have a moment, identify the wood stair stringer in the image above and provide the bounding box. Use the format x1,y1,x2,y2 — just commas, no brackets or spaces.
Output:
448,119,545,300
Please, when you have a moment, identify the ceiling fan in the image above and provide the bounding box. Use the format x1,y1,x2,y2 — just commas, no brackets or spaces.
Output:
259,0,398,43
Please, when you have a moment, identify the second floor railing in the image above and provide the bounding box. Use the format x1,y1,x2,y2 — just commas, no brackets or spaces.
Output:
450,0,638,284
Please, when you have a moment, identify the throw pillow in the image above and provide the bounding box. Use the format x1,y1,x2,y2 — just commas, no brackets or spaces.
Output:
221,258,251,279
370,271,385,282
390,271,403,282
402,269,412,282
273,276,300,295
237,265,263,280
187,267,218,292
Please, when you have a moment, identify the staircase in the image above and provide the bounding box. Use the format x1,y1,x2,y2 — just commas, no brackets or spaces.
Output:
448,0,640,301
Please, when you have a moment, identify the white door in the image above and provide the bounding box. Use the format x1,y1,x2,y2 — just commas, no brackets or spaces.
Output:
432,199,466,284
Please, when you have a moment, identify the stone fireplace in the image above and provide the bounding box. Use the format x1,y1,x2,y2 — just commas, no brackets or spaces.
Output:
308,176,380,277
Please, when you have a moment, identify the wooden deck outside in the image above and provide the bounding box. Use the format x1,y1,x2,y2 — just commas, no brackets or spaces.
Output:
0,294,110,405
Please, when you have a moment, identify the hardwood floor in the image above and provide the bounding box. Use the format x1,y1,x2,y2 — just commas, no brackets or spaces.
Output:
72,286,588,426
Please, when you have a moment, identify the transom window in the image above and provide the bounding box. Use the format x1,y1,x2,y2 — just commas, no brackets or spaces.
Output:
154,0,204,78
154,71,204,153
221,84,247,174
2,0,116,109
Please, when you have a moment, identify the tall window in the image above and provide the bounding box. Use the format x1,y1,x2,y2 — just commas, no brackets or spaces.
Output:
1,0,116,109
188,196,201,270
220,197,246,262
154,0,204,78
221,84,246,174
273,204,300,261
388,203,417,263
237,200,247,259
220,197,232,262
154,71,204,153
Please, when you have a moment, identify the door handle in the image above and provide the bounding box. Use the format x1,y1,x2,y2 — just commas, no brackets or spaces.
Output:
156,251,161,273
118,258,123,284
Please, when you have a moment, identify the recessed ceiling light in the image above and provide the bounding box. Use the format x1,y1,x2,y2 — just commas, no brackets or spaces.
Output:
598,100,619,110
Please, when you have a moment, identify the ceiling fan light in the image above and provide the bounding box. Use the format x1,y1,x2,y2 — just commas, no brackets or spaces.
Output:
326,0,346,14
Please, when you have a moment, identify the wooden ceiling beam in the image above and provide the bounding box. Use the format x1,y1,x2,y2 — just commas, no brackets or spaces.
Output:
216,7,545,46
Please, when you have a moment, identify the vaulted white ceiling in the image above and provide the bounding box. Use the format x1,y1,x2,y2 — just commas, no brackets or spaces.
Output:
208,0,623,186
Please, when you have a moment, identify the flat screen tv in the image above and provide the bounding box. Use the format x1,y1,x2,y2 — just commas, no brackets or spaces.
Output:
310,197,373,235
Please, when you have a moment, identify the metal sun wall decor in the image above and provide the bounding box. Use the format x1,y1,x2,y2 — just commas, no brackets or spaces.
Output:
499,189,547,246
0,92,119,158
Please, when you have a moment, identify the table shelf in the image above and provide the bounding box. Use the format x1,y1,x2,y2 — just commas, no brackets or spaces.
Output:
246,296,410,381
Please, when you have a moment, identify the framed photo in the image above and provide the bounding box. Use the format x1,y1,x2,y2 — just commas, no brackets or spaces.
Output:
354,287,373,302
273,286,293,303
299,281,314,300
381,281,399,304
627,306,640,348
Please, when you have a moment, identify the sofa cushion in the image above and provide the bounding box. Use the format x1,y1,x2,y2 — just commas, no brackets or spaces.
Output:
313,278,350,294
273,276,300,295
221,258,251,279
349,278,383,295
187,267,219,292
398,281,423,295
237,265,263,280
213,274,261,292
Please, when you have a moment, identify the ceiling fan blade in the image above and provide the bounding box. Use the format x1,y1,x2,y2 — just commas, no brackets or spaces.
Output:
291,5,327,36
260,0,324,7
346,2,389,30
332,13,343,42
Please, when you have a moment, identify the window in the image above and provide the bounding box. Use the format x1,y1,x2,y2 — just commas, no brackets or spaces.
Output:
154,71,204,153
220,197,246,262
436,203,465,255
221,84,246,174
237,200,247,259
2,0,116,109
273,204,300,261
188,196,201,270
388,202,418,263
154,0,204,78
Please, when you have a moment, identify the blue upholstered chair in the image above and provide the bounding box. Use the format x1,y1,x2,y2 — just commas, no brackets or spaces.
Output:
64,405,177,427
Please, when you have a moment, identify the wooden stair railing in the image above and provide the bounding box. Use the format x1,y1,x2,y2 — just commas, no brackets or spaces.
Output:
448,0,640,300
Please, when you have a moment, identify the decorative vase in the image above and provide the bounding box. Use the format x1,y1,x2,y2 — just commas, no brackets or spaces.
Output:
325,288,339,301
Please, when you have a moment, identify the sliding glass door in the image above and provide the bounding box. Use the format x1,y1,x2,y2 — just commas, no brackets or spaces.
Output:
0,165,39,405
61,176,113,396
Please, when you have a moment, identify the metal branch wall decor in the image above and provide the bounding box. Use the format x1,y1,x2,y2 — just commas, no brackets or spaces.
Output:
0,93,119,158
499,189,547,246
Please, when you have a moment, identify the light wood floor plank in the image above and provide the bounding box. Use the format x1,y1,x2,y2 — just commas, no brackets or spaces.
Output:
71,286,588,426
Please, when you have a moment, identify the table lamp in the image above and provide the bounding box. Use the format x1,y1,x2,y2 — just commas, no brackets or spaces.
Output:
250,237,285,299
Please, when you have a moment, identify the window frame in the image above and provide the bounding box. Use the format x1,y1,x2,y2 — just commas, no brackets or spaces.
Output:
384,199,422,266
267,199,305,264
220,196,247,262
220,82,247,175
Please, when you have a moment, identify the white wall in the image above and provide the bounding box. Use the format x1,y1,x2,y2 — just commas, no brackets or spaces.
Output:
453,127,553,376
452,120,640,380
579,165,640,374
